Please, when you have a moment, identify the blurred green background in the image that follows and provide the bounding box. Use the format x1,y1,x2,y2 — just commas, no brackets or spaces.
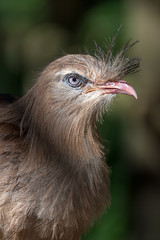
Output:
0,0,160,240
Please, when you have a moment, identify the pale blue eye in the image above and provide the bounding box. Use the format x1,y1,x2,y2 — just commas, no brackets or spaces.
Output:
67,76,82,87
64,73,88,88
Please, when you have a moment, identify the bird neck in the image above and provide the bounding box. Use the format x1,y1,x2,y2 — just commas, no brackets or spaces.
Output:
13,85,104,168
2,82,105,170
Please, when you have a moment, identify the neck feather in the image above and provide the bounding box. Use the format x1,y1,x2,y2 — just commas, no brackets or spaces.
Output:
0,83,110,239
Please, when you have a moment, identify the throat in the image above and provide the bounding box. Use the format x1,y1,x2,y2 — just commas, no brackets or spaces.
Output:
56,118,104,164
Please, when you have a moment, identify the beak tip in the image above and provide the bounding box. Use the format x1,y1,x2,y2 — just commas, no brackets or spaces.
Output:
132,89,138,99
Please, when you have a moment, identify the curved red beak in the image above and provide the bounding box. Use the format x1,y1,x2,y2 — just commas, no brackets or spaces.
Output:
99,80,138,99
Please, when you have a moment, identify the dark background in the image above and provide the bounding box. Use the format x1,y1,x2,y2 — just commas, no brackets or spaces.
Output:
0,0,160,239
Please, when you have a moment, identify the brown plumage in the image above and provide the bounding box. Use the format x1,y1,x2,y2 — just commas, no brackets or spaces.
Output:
0,38,140,240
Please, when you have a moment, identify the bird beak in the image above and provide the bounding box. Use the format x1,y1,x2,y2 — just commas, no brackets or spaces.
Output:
99,80,137,99
85,80,137,99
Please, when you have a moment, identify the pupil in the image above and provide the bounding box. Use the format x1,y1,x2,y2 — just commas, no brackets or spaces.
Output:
72,77,77,82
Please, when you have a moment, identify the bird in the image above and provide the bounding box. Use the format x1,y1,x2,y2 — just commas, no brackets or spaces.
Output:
0,34,140,240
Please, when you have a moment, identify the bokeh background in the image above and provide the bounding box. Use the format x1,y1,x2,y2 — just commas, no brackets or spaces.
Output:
0,0,160,239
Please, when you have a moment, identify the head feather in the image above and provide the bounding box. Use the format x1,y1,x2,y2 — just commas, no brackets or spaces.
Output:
92,26,141,80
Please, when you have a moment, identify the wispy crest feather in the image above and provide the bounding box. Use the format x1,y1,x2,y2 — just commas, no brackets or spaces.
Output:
93,26,141,80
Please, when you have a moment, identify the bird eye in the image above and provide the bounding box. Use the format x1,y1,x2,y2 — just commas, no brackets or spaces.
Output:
67,76,82,88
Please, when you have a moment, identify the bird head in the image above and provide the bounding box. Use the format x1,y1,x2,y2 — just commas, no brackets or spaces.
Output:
40,41,140,121
20,40,140,162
